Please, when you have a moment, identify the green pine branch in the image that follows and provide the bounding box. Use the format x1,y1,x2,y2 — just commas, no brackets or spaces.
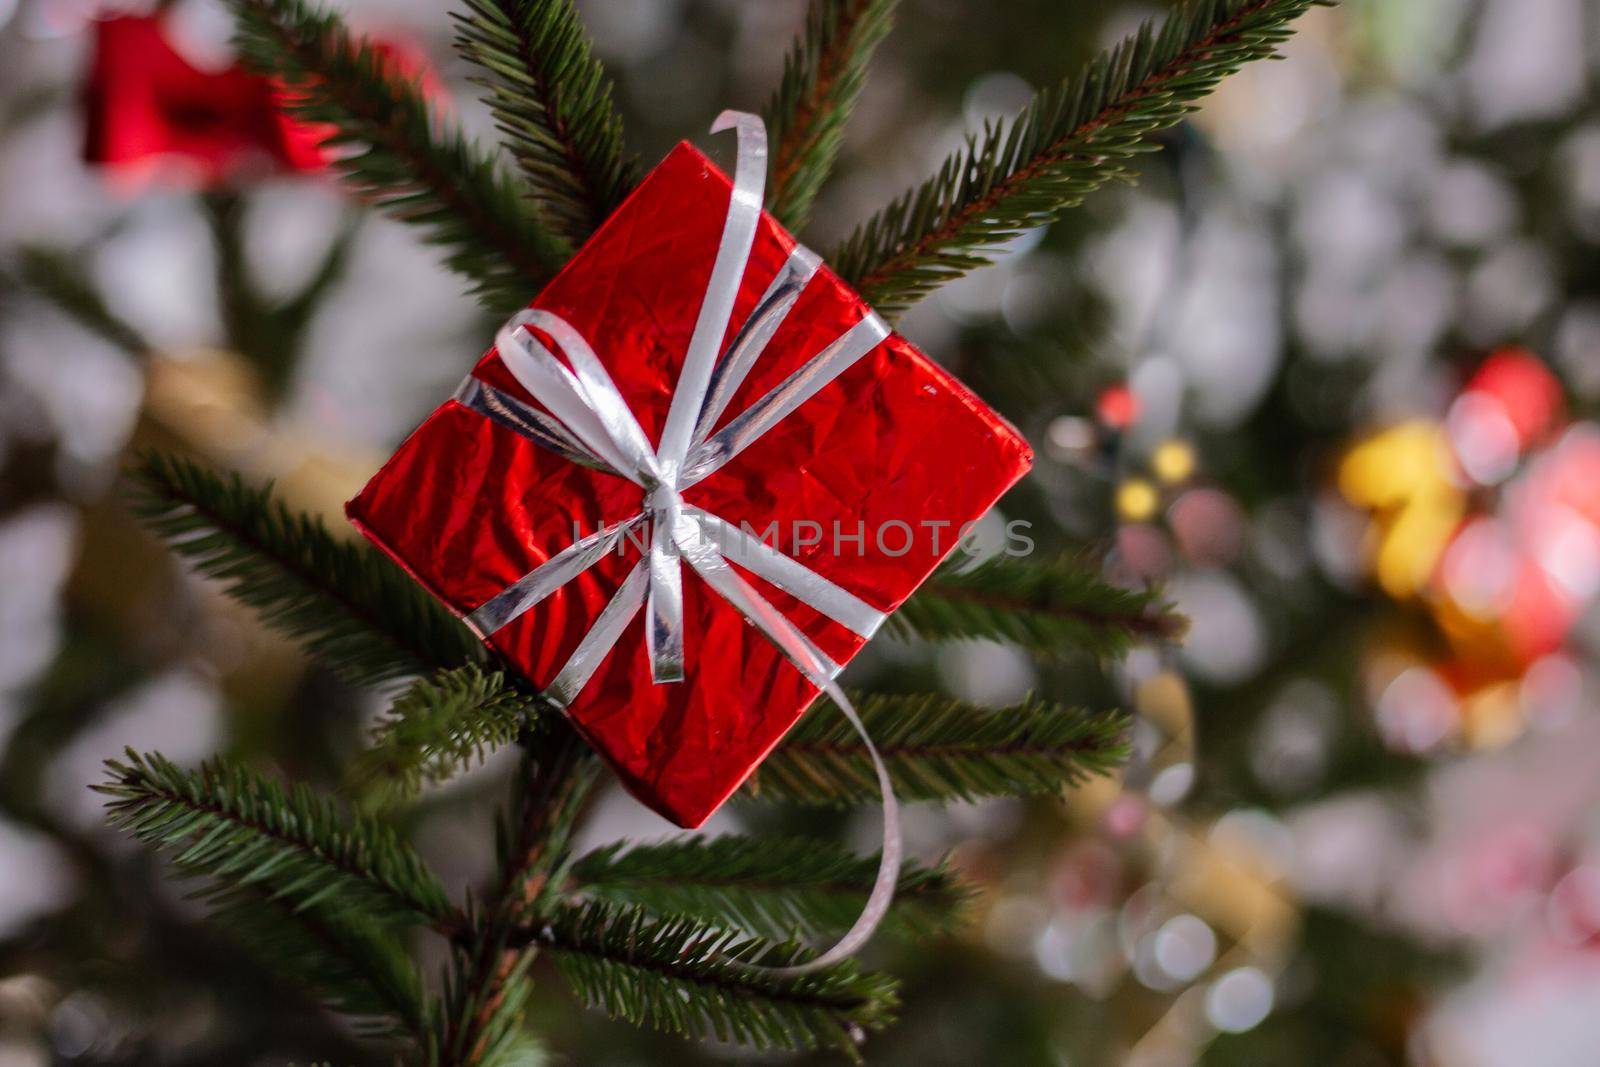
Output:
745,691,1128,806
10,244,149,357
358,664,545,799
129,452,482,686
213,884,426,1036
517,900,898,1059
97,750,462,932
454,0,635,244
763,0,898,231
571,835,969,941
275,209,362,327
226,0,570,313
205,190,362,402
832,0,1323,313
427,927,540,1067
897,555,1184,658
433,729,598,1067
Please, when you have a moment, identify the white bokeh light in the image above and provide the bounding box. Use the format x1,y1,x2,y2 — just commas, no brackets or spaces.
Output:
1206,967,1274,1033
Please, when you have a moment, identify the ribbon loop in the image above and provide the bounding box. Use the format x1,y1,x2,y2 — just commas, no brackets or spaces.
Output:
694,244,822,448
454,376,611,472
681,312,889,489
495,312,640,484
514,310,663,488
656,110,770,480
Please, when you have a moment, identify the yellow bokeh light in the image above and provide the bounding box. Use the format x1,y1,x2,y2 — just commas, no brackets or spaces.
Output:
1152,439,1197,484
1338,421,1466,600
1117,478,1160,522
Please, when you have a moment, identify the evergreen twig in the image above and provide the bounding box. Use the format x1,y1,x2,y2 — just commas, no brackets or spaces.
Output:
898,555,1183,658
832,0,1324,313
429,938,541,1067
436,727,598,1067
97,750,461,932
205,191,362,401
514,900,899,1059
572,836,970,940
226,0,569,312
454,0,635,244
764,0,898,231
10,244,149,357
213,884,426,1036
747,691,1129,806
358,664,545,798
129,452,482,685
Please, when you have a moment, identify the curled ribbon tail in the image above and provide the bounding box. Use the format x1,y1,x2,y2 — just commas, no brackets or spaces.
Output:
755,681,901,976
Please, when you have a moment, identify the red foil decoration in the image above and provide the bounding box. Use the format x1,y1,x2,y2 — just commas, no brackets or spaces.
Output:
348,143,1032,827
84,15,319,187
83,16,440,189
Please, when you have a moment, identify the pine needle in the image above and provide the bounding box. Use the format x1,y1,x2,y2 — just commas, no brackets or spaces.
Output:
98,749,461,931
357,664,545,798
10,244,149,357
521,900,898,1060
454,0,635,244
211,883,425,1036
747,691,1129,806
572,835,970,941
898,554,1184,658
832,0,1324,313
429,924,540,1067
128,452,482,686
763,0,898,231
226,0,570,313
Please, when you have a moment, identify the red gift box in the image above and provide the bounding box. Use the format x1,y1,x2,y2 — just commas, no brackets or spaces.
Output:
348,125,1031,827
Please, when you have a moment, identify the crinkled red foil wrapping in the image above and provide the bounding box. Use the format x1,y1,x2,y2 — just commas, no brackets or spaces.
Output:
347,142,1032,827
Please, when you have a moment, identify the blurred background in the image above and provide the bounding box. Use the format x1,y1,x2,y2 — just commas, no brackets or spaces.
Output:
3,0,1600,1063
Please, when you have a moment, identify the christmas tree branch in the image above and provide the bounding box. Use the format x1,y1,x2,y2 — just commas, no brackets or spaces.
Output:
213,883,427,1037
278,207,363,323
437,725,599,1066
97,750,463,934
129,452,482,685
454,0,635,244
357,664,546,800
510,900,899,1059
832,0,1323,313
226,0,570,312
205,190,362,402
431,945,541,1067
898,555,1184,657
9,244,150,358
763,0,898,231
572,835,970,940
746,691,1129,805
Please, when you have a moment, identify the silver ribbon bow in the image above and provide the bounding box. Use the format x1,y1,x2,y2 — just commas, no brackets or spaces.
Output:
454,111,900,974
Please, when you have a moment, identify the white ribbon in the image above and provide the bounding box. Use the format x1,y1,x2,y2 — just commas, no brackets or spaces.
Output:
454,111,901,974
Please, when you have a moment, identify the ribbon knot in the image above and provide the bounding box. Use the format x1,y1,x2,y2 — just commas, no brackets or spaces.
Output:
646,484,682,512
